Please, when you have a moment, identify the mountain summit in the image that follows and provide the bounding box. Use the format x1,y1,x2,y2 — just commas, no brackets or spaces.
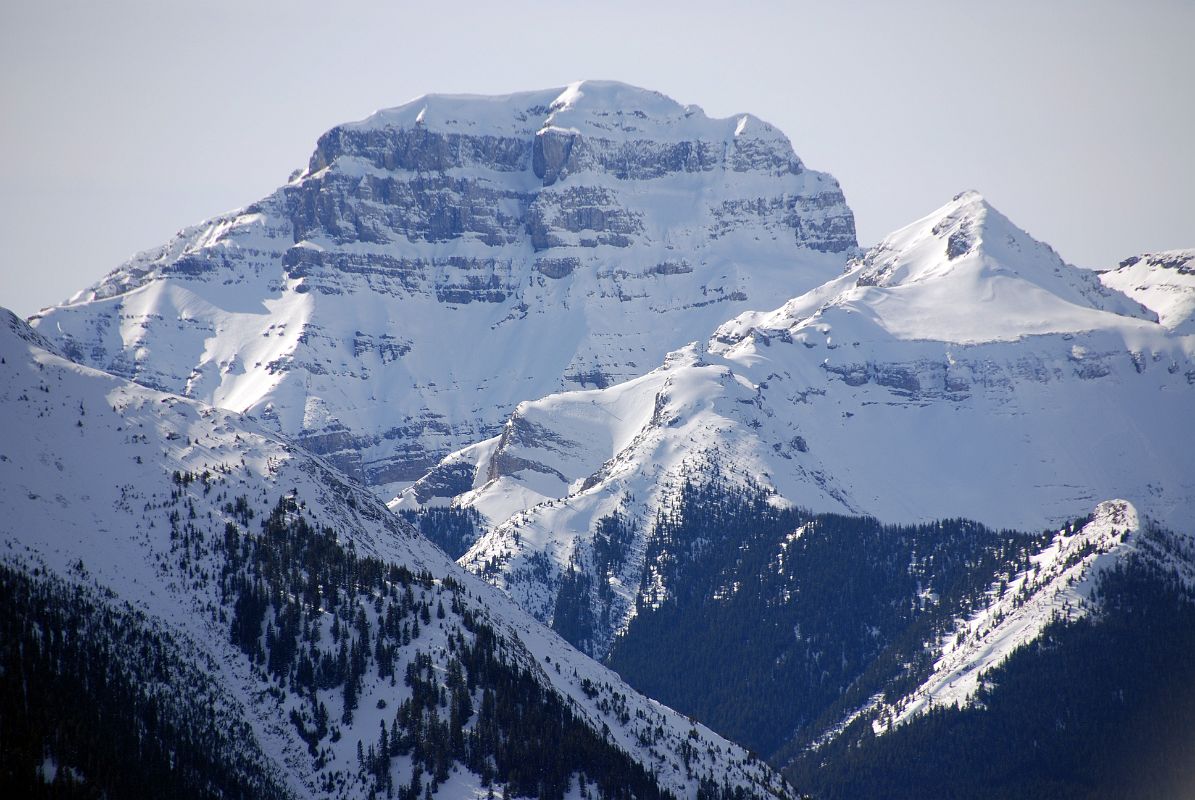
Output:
32,81,856,494
321,80,806,177
718,190,1156,346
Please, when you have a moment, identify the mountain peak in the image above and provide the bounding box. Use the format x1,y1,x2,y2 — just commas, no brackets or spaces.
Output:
950,188,987,205
716,192,1158,348
872,190,1012,278
546,79,681,114
353,80,683,129
843,192,1155,328
1099,248,1195,333
851,191,1018,289
319,80,793,167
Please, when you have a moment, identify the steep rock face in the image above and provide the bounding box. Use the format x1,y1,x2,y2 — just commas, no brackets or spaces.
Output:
31,81,856,492
399,193,1195,658
0,308,794,800
1099,248,1195,334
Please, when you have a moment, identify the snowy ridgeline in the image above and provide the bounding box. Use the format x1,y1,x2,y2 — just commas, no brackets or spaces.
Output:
0,309,792,800
868,499,1195,733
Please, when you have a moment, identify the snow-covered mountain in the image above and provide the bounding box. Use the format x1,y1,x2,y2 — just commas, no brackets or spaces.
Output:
29,80,855,496
398,191,1195,658
10,70,1195,797
1099,248,1195,334
0,307,793,800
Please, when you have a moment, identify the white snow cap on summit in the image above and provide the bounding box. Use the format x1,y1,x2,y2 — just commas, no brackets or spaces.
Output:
720,190,1157,345
343,80,789,145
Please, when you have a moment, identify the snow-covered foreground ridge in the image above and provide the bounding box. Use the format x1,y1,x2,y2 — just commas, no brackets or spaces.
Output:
869,499,1195,732
400,191,1195,657
30,80,855,495
0,308,792,800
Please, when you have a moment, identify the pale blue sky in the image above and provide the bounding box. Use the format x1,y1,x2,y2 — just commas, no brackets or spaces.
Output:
2,0,1191,316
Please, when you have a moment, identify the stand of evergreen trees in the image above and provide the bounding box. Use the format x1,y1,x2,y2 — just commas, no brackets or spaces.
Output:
4,467,739,800
176,482,681,799
0,564,291,800
397,507,483,560
553,511,637,656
